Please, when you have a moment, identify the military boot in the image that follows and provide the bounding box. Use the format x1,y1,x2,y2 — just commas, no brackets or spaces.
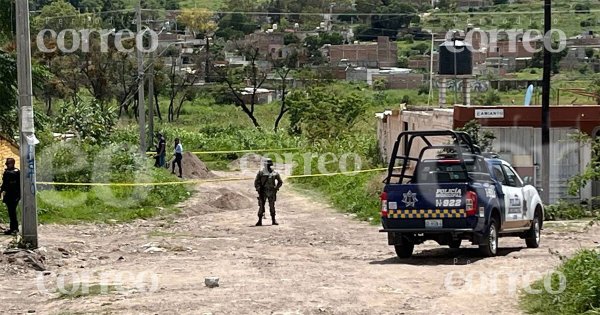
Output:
272,216,279,225
255,217,263,226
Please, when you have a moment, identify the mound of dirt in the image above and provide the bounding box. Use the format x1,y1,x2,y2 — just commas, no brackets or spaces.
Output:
209,188,254,210
0,249,46,274
228,153,265,171
180,152,216,179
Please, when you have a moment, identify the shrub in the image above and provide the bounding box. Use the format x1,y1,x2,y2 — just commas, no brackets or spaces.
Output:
520,249,600,314
287,86,371,141
54,100,117,144
290,133,384,223
545,201,599,221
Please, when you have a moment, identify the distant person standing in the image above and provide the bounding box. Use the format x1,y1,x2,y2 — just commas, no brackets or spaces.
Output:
155,133,166,168
254,159,283,226
0,158,20,235
172,138,183,178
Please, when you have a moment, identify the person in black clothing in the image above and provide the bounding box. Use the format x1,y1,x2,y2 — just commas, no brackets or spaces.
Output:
0,158,20,235
171,138,183,178
154,133,166,168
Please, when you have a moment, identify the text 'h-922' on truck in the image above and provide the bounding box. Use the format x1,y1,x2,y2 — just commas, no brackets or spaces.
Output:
380,130,544,258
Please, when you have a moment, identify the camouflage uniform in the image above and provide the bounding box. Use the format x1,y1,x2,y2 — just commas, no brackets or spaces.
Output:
254,160,283,226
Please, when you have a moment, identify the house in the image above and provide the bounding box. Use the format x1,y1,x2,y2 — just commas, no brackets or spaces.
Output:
240,88,275,104
245,32,285,59
326,36,398,68
0,135,19,170
456,0,492,10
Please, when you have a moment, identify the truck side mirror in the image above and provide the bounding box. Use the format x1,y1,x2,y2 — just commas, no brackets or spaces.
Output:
523,176,533,186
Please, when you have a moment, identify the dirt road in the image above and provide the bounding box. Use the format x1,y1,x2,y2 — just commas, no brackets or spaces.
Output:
0,171,598,315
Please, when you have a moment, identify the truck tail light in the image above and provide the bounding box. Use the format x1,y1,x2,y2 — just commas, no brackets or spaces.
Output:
466,191,478,216
380,191,388,217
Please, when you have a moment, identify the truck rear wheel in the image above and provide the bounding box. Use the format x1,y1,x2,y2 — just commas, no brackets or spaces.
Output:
479,218,498,257
449,239,462,249
525,211,541,248
394,243,414,259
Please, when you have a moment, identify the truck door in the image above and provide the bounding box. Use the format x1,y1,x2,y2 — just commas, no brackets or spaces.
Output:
492,164,526,227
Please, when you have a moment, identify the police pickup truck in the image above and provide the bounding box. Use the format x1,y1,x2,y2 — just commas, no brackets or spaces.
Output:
380,130,544,258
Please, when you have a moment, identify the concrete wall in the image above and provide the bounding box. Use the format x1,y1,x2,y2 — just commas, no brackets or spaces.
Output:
372,73,425,89
377,109,454,164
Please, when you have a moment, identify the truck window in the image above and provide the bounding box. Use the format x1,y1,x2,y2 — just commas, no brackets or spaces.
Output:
492,164,507,185
416,161,468,183
501,165,523,187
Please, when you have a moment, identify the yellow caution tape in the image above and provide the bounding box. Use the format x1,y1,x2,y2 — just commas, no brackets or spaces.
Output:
146,148,300,155
36,167,392,187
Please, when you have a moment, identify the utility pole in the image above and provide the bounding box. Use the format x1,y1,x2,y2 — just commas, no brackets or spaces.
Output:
137,1,146,154
541,0,551,203
428,31,434,109
148,50,155,147
205,35,210,83
16,0,38,248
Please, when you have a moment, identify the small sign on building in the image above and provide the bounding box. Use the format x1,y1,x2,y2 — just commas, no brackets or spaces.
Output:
475,109,504,119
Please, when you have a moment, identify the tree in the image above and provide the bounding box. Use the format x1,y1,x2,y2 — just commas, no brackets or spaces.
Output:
0,0,13,42
213,43,268,128
164,48,203,122
178,8,217,39
216,13,259,41
32,0,88,32
574,3,590,14
531,42,568,74
355,1,419,40
477,89,501,106
568,132,600,197
0,0,49,138
271,51,299,131
587,75,600,105
54,99,117,144
287,85,371,140
456,120,495,152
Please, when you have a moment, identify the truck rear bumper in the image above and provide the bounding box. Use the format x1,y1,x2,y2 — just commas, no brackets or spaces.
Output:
380,228,474,233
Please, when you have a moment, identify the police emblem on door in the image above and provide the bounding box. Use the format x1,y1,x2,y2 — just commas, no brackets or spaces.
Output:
402,190,418,208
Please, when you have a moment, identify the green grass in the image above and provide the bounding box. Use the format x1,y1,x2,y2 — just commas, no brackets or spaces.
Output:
423,0,600,37
0,168,190,225
178,0,225,10
520,249,600,315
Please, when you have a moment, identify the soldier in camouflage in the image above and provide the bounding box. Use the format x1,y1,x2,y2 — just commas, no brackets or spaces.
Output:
254,159,283,226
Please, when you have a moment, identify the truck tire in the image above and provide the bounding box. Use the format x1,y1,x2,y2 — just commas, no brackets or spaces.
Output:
479,218,498,257
525,211,541,248
394,243,414,259
449,239,462,249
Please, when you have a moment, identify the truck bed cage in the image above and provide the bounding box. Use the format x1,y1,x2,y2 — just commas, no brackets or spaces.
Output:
385,130,481,185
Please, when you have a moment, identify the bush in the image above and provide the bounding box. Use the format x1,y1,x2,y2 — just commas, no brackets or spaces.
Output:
22,140,192,224
545,201,599,221
290,133,384,223
287,86,371,141
35,167,189,224
520,249,600,314
54,100,117,144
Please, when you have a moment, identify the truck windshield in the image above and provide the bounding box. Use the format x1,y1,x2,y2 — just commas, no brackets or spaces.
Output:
415,159,488,183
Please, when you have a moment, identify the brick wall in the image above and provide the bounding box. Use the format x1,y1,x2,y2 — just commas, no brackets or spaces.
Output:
372,74,425,89
0,138,20,171
328,36,398,67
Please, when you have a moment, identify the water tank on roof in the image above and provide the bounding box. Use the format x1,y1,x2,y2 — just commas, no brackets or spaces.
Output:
438,39,473,75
